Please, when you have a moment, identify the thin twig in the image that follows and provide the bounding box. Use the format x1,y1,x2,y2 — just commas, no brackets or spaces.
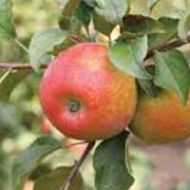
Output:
14,38,29,53
145,35,190,59
0,34,190,71
0,68,12,84
0,63,47,70
59,141,95,190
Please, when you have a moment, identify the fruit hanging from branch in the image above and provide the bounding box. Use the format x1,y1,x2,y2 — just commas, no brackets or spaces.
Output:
40,42,137,141
130,89,190,144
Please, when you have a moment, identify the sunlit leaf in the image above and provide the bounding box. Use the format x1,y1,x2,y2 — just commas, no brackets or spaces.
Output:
29,28,67,70
109,36,152,79
151,0,187,18
178,11,190,41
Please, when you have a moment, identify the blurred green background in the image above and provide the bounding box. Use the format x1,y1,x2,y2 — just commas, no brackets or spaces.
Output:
1,1,190,190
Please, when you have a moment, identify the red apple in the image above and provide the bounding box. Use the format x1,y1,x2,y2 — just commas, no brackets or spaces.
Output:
40,42,137,141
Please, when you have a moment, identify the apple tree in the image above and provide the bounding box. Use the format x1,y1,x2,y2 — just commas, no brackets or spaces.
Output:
1,0,190,190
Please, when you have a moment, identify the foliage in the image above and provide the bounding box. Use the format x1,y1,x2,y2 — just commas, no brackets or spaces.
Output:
0,0,190,190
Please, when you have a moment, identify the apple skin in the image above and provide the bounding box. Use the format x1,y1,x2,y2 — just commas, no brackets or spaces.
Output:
40,42,137,141
130,90,190,144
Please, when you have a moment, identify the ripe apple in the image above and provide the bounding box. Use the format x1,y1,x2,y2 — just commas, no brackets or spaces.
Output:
130,90,190,143
40,42,137,141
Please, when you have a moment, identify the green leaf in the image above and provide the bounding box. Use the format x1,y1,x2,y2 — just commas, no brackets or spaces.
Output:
93,12,115,36
12,135,62,190
73,1,94,31
0,0,16,40
148,0,160,11
153,50,190,104
29,28,67,70
109,36,152,79
93,132,134,190
123,15,164,35
138,78,158,97
148,17,179,49
0,69,30,102
59,0,82,30
34,166,85,190
151,0,182,18
178,11,190,41
130,0,149,15
0,149,11,190
137,65,159,97
94,0,130,24
83,0,96,7
29,164,52,181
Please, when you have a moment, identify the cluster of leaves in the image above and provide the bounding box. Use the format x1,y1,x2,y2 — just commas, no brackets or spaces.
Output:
1,0,190,190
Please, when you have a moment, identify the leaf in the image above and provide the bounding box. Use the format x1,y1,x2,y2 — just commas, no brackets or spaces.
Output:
34,167,85,190
94,0,130,24
29,164,52,181
59,0,82,30
0,0,16,40
151,0,186,18
93,12,115,36
138,78,158,97
0,69,30,102
137,65,159,97
123,15,164,35
130,0,149,15
148,17,179,49
148,0,160,11
12,135,62,190
29,28,67,70
178,11,190,41
109,36,152,79
153,50,190,104
83,0,96,7
73,1,94,30
93,132,134,190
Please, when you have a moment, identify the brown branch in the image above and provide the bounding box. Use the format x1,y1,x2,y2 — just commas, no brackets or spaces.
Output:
0,34,190,71
145,34,190,59
0,63,47,70
59,141,95,190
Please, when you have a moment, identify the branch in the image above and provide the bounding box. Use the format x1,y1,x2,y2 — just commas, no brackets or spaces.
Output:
146,34,190,59
0,63,47,70
59,141,95,190
0,34,190,71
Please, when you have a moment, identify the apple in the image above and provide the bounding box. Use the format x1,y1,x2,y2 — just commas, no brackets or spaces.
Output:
40,42,137,141
130,90,190,143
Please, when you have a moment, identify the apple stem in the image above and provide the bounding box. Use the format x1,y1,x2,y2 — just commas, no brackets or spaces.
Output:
59,141,95,190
